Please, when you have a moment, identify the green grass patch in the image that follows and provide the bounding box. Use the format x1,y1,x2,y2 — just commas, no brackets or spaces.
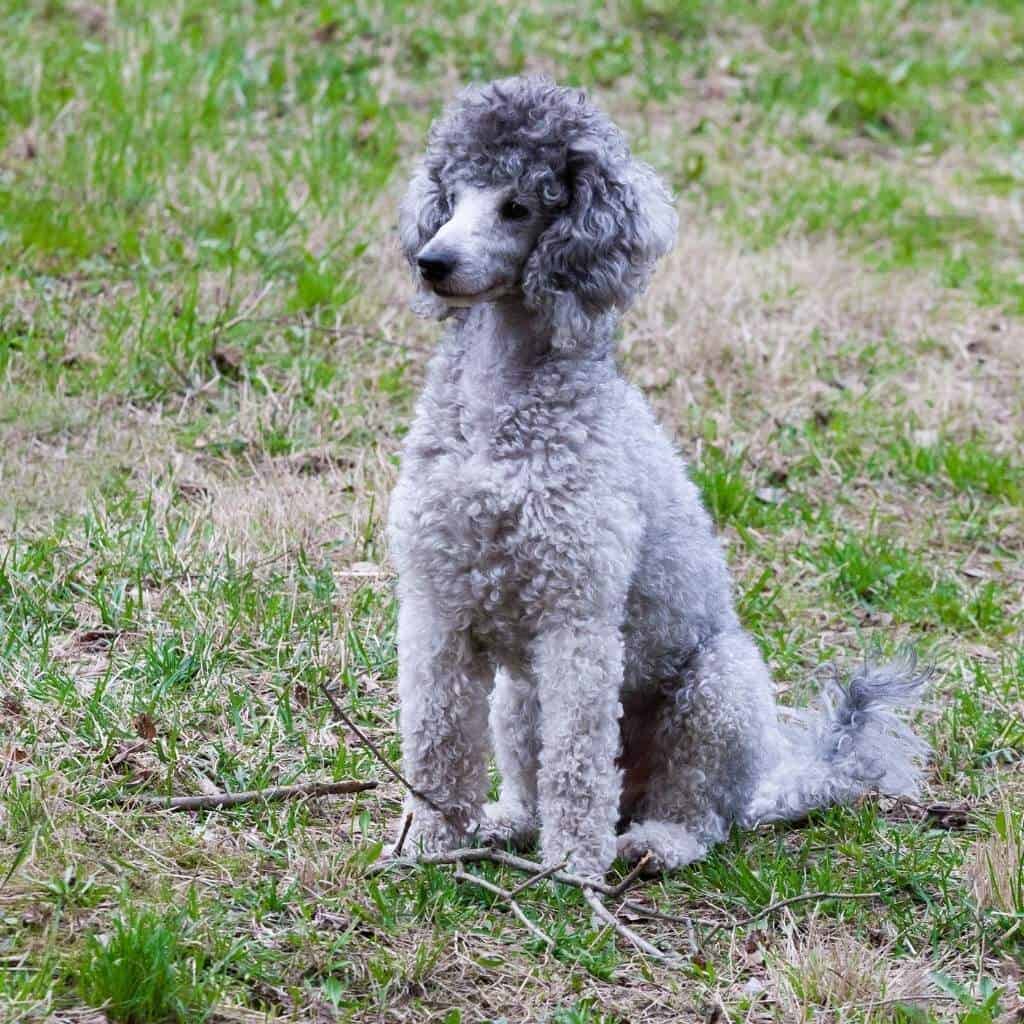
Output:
819,532,1009,634
897,436,1024,502
75,904,219,1023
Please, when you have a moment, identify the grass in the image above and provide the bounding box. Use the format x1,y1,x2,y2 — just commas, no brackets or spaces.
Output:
75,903,219,1023
1,0,1023,1021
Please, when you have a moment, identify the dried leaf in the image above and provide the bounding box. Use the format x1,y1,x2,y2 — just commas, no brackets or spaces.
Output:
21,904,51,927
211,344,244,377
133,713,158,741
77,628,120,650
176,480,211,502
312,20,340,43
2,694,25,717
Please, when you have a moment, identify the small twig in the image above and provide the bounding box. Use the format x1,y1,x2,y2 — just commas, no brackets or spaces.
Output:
582,886,684,966
454,862,556,949
607,852,653,897
319,682,446,816
116,779,377,811
708,890,882,938
506,859,568,898
393,812,414,857
621,900,709,929
620,900,702,955
369,846,622,896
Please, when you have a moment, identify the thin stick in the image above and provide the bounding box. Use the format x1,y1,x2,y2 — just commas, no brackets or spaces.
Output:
620,900,702,955
466,848,624,897
118,779,377,811
319,682,446,815
506,859,568,898
371,844,688,964
582,887,684,966
454,863,556,949
708,890,882,937
393,812,414,857
621,900,709,928
370,846,623,897
607,852,653,897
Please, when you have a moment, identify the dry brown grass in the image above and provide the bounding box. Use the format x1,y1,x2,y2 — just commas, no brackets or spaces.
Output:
764,921,939,1023
964,801,1024,916
0,398,176,530
628,207,1024,443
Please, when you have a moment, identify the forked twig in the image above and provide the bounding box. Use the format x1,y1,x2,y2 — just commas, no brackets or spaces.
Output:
371,845,687,964
117,779,377,811
321,683,689,964
369,846,623,896
454,861,556,949
607,851,653,896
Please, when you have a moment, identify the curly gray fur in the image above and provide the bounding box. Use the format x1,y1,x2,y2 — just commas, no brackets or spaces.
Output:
399,76,676,350
387,75,929,879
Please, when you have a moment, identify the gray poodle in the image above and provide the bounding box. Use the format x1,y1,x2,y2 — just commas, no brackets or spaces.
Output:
386,76,928,880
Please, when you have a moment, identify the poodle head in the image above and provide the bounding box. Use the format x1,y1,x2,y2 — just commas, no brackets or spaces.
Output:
399,75,678,349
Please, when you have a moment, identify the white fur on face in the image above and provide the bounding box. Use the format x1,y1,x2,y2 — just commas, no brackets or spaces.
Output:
415,184,546,306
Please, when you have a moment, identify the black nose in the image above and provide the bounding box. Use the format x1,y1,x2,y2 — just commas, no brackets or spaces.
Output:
417,253,456,283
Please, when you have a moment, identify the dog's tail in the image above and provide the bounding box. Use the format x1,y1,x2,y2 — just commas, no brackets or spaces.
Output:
744,654,931,826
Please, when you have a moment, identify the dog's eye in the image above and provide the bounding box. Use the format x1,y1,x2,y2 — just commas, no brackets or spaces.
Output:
500,199,530,221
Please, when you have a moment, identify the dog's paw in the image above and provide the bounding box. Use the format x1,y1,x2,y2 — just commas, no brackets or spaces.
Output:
615,832,666,875
616,822,708,873
473,802,539,850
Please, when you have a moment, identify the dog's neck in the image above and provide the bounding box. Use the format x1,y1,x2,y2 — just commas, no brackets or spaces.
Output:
448,295,613,445
454,295,550,370
453,294,613,372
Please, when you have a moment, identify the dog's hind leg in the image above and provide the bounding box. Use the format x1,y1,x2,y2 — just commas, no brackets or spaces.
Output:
476,665,541,849
617,629,779,871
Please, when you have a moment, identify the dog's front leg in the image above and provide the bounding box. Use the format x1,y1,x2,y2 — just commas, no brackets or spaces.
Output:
535,622,624,879
477,665,541,848
391,593,492,856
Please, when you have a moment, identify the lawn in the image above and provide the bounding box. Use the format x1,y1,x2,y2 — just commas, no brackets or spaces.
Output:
1,1,1022,1021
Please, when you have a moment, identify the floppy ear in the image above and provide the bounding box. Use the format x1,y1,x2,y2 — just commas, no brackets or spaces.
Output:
398,163,451,319
522,141,678,351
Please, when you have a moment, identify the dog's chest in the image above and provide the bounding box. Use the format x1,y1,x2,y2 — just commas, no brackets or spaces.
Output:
397,393,595,633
